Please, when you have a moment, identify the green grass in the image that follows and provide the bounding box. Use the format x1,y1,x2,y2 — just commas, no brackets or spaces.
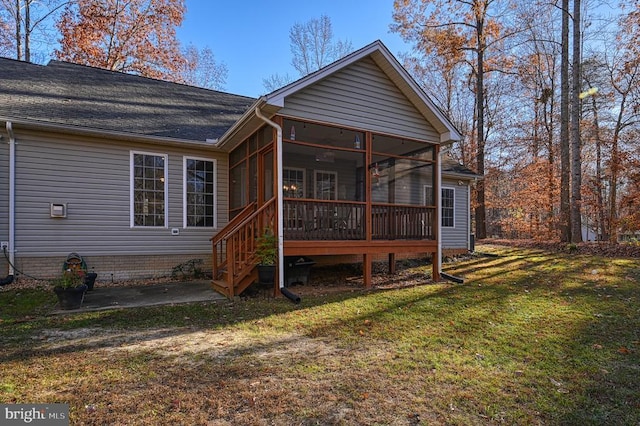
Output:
0,243,638,425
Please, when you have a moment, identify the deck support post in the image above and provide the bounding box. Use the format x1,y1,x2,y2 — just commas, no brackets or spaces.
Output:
432,255,440,282
363,253,372,288
388,253,396,275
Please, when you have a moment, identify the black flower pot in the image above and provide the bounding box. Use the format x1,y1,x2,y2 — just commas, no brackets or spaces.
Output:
54,284,87,310
257,265,276,284
84,272,98,291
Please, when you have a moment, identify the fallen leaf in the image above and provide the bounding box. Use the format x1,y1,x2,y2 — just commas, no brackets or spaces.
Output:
618,347,631,354
550,378,563,387
592,344,603,350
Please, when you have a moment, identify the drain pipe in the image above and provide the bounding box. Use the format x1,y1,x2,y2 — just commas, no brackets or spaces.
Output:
254,107,290,299
5,121,15,277
435,145,442,280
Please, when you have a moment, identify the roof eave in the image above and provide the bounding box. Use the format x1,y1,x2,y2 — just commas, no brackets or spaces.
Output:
214,98,283,152
1,116,225,150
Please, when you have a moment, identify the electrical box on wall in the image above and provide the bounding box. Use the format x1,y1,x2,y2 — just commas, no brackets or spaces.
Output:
50,203,67,218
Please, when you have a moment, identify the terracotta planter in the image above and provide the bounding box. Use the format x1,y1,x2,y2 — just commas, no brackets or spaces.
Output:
54,284,87,310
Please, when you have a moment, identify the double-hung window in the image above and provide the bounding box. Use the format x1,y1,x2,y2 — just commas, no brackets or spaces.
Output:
441,187,455,228
424,185,455,228
184,157,216,227
131,152,167,227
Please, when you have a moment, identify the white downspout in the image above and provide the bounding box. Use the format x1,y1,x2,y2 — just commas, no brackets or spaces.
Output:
468,182,472,251
254,107,284,290
436,147,442,278
5,121,15,276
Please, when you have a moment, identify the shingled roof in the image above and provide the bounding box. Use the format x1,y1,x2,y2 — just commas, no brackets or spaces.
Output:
441,153,480,179
0,58,255,141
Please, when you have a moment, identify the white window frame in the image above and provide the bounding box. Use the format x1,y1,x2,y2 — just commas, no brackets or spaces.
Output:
130,151,168,228
314,170,338,200
183,157,217,229
424,185,456,228
441,186,455,228
283,167,306,198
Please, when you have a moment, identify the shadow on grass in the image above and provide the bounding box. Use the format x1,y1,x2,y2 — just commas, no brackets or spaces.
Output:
1,245,638,424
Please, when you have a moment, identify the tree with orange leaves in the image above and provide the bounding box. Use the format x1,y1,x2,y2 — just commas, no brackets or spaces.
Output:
55,0,185,81
392,0,518,240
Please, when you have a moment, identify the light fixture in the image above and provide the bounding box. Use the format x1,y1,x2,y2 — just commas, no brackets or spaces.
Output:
354,134,361,149
315,151,335,162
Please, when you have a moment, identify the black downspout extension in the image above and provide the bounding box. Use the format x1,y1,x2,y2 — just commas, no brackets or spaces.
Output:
280,287,301,304
441,272,464,284
0,275,14,286
1,246,14,286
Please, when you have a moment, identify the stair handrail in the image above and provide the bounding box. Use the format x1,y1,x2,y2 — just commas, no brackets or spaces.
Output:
211,198,277,295
211,201,257,245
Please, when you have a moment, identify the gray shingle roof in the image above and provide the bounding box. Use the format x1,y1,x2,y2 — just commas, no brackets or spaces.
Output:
442,154,479,178
0,58,255,141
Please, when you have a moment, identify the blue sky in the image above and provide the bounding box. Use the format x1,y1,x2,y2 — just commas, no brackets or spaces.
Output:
176,1,410,98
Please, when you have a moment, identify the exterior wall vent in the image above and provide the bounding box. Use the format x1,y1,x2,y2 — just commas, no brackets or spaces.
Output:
50,203,67,218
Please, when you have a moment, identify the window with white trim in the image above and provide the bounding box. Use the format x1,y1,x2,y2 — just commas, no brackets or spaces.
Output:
442,187,455,227
131,152,167,227
283,168,305,198
424,185,455,228
314,170,338,200
184,157,216,227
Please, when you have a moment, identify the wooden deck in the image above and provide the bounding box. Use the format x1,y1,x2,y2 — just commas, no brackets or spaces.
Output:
212,198,439,298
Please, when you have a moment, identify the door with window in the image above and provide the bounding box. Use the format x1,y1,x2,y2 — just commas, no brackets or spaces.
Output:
314,170,337,229
283,168,305,231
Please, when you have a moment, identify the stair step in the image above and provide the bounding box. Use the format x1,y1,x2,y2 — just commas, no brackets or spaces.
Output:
211,279,231,298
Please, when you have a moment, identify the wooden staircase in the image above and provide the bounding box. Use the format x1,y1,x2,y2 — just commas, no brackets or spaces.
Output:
211,198,276,298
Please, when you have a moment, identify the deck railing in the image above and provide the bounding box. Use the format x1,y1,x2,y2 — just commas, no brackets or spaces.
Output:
371,203,435,240
283,199,435,241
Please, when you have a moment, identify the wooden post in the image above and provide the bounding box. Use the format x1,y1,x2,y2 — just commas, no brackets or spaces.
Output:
432,256,440,282
388,253,396,275
363,253,372,288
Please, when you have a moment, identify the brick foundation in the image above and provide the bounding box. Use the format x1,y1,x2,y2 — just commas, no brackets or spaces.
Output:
6,254,212,283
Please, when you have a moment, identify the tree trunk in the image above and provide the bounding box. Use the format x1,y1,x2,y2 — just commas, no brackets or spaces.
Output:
24,0,30,62
609,107,624,243
474,7,487,240
570,0,582,243
15,0,22,60
590,94,607,240
559,0,571,242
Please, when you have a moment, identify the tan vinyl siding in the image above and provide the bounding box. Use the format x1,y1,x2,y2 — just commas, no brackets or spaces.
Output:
12,129,227,258
279,57,440,142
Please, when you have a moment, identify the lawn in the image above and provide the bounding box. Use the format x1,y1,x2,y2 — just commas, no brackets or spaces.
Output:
1,243,638,425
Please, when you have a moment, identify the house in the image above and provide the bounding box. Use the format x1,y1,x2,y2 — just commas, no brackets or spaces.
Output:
0,40,470,297
440,153,480,254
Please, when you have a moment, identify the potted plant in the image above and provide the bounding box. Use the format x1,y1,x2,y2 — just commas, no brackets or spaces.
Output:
52,269,88,310
255,228,277,284
84,270,98,291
